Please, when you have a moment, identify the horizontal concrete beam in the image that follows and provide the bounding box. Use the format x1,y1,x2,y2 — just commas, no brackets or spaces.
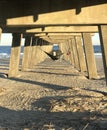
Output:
6,4,107,26
35,33,81,36
39,35,75,44
48,36,74,39
26,26,98,33
42,39,66,44
2,26,98,33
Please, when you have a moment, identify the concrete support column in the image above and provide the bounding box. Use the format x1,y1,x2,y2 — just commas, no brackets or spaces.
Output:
34,46,42,65
32,39,52,65
75,36,87,72
29,37,38,68
71,38,80,70
63,42,68,61
59,43,64,61
8,33,22,77
68,40,74,64
34,39,45,65
82,33,98,79
65,41,71,62
22,35,32,71
60,42,68,61
98,25,107,84
69,40,75,67
67,40,74,65
59,43,65,61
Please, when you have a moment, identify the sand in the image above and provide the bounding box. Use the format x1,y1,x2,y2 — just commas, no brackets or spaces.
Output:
0,57,107,130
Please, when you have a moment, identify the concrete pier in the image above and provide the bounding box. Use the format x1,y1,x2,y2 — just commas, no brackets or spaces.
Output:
0,1,107,84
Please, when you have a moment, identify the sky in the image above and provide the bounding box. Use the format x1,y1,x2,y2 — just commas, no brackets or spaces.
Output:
92,33,100,45
0,33,100,46
0,33,25,46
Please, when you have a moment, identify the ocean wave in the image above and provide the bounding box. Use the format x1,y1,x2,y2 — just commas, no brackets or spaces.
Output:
0,53,23,59
94,53,102,56
0,53,10,58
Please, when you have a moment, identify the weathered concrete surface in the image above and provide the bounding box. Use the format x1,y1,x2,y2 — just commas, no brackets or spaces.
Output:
98,25,107,84
22,36,32,71
4,2,107,26
68,40,75,65
71,38,80,70
8,33,22,77
75,36,87,72
33,45,53,66
35,33,82,44
82,33,98,79
60,42,69,62
35,33,81,36
26,26,98,33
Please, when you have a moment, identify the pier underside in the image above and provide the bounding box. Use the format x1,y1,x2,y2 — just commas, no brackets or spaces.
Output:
0,1,107,129
0,1,107,82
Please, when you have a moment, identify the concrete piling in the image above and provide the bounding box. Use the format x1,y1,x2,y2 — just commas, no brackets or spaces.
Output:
82,33,98,79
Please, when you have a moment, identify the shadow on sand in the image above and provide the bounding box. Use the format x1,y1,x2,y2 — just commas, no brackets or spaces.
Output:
0,94,107,130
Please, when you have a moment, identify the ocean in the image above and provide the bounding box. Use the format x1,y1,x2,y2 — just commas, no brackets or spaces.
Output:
0,46,24,59
0,45,102,59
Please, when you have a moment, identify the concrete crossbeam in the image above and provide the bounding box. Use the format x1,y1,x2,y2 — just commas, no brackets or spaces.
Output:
6,4,107,25
35,33,82,44
26,26,98,33
35,33,81,36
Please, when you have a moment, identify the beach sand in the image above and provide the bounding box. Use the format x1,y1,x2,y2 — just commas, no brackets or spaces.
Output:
0,57,107,130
